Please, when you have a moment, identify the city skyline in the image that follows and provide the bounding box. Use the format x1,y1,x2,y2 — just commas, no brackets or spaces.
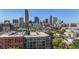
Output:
0,9,79,23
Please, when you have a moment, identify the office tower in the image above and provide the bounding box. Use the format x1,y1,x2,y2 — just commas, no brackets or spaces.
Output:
56,20,62,28
0,24,3,32
13,19,18,24
13,19,19,31
32,23,41,30
61,20,64,24
19,17,24,28
34,17,39,24
49,16,53,25
56,20,61,26
29,20,32,24
52,17,58,27
29,20,33,27
25,9,29,27
53,17,58,24
45,19,48,23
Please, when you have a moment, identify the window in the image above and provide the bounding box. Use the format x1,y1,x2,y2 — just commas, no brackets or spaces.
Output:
0,45,2,49
42,43,45,46
15,39,19,43
42,41,45,44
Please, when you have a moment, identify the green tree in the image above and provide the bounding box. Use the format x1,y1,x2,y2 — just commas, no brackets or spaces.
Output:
58,29,65,34
48,28,67,49
69,39,79,49
52,37,62,48
59,42,68,49
47,31,54,38
52,37,68,49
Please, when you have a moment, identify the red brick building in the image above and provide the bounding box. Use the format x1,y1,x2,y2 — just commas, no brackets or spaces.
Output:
0,35,24,49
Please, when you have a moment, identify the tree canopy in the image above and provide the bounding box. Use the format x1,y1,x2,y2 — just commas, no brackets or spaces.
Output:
69,39,79,49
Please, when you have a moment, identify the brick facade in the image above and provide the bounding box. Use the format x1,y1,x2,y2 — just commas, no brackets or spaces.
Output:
0,36,23,49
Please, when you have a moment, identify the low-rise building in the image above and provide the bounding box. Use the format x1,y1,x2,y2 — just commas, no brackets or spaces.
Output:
0,31,51,49
0,32,24,49
24,32,51,49
64,29,79,44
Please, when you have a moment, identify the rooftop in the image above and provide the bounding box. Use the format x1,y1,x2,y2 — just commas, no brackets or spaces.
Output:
24,32,49,38
0,31,24,37
0,31,49,38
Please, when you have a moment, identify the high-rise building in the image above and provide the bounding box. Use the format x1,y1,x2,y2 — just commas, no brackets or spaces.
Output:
0,24,3,32
25,9,29,27
13,19,18,24
13,19,19,31
45,19,48,23
34,17,39,24
53,17,58,24
29,20,32,24
52,17,58,27
19,17,24,28
49,16,53,25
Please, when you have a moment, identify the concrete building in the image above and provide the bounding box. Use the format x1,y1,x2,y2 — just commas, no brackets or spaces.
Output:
53,17,58,27
64,29,79,44
32,23,42,30
62,23,79,29
0,24,3,32
34,17,39,24
24,32,51,49
0,30,51,49
19,17,24,28
3,20,13,32
45,19,48,23
3,24,11,32
53,17,58,24
13,19,19,31
49,16,52,25
56,20,64,28
25,9,29,27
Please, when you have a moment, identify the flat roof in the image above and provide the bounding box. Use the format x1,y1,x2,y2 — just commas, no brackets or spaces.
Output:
24,32,49,38
0,31,24,37
0,35,23,37
0,31,49,38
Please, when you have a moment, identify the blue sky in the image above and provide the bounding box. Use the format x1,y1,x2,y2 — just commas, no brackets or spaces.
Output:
0,9,24,23
0,9,79,23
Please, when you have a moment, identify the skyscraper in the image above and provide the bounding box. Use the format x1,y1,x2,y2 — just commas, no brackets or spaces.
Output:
45,19,48,23
13,19,18,24
34,17,39,24
53,17,58,24
53,17,58,27
13,19,19,31
49,16,53,25
25,9,29,27
19,17,24,28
